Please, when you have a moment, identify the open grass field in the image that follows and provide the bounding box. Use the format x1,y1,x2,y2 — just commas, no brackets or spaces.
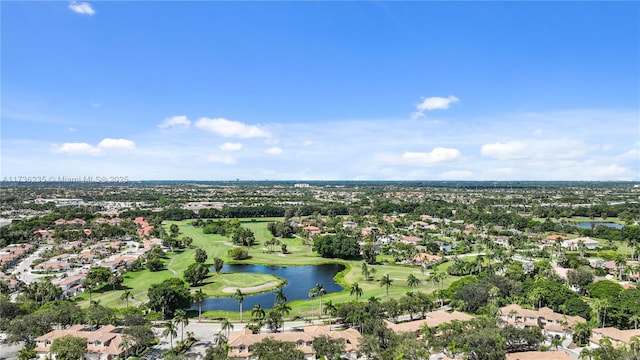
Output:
75,218,459,319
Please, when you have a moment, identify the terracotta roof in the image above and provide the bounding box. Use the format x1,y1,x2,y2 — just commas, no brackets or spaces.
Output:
384,310,473,333
227,325,361,358
35,325,133,356
591,327,640,345
505,351,572,360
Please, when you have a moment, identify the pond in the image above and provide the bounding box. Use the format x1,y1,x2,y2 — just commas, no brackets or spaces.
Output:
194,263,345,312
575,222,623,229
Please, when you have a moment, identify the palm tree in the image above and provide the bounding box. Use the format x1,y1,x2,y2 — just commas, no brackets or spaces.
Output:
251,304,266,320
120,289,133,307
324,300,338,319
551,336,563,350
407,274,419,289
314,284,326,320
221,318,234,338
488,286,500,306
174,309,188,344
368,266,377,281
274,302,291,332
233,289,244,323
275,288,287,304
579,348,593,360
630,314,640,330
361,262,369,280
162,320,178,350
380,274,393,301
431,270,445,290
349,282,363,301
119,334,133,358
308,287,318,320
615,255,626,280
193,289,206,322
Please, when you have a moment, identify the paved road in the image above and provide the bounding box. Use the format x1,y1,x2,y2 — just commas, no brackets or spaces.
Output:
13,245,51,284
0,340,24,360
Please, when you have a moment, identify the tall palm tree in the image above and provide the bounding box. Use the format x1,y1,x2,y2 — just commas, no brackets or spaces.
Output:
251,304,266,320
630,314,640,330
350,282,363,301
308,287,318,320
120,289,133,307
162,320,178,350
193,289,206,322
275,288,287,304
174,309,189,344
407,274,419,289
323,300,338,319
221,318,234,338
361,262,369,280
314,284,326,319
380,274,393,301
233,289,244,323
274,302,291,332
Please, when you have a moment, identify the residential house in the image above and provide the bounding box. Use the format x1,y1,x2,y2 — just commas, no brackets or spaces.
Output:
412,253,443,267
499,304,586,340
384,310,473,335
505,351,572,360
561,237,601,250
35,324,134,360
227,325,361,360
590,327,640,348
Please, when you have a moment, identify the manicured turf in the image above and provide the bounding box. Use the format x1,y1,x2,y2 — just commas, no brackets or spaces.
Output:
75,218,460,318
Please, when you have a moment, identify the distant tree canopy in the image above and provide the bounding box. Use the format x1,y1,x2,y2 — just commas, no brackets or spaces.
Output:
313,233,361,260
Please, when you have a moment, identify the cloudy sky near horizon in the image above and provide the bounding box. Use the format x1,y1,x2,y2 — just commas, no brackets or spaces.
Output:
2,2,639,181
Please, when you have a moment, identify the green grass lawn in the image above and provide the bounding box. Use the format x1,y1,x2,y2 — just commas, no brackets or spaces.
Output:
75,219,462,318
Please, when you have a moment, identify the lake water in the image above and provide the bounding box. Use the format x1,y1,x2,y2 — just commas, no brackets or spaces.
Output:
575,222,623,229
194,263,345,312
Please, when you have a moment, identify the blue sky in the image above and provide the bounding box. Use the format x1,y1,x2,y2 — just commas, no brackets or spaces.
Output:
2,1,639,181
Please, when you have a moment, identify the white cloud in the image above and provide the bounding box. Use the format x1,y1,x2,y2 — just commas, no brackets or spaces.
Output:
52,138,135,155
303,139,313,146
480,141,529,160
68,1,95,15
219,142,243,151
52,142,102,156
481,139,587,161
206,154,236,164
68,128,76,132
159,115,191,129
265,146,283,155
97,138,136,151
195,117,271,138
412,95,459,119
379,147,462,166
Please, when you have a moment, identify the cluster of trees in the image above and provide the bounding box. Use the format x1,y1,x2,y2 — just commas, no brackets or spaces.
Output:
313,233,361,259
147,278,192,318
430,318,545,360
198,218,241,237
267,221,295,238
232,227,256,247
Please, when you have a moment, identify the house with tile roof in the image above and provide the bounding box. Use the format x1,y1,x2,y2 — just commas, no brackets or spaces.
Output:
35,324,134,360
590,327,640,348
499,304,586,340
384,310,474,335
227,325,361,360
